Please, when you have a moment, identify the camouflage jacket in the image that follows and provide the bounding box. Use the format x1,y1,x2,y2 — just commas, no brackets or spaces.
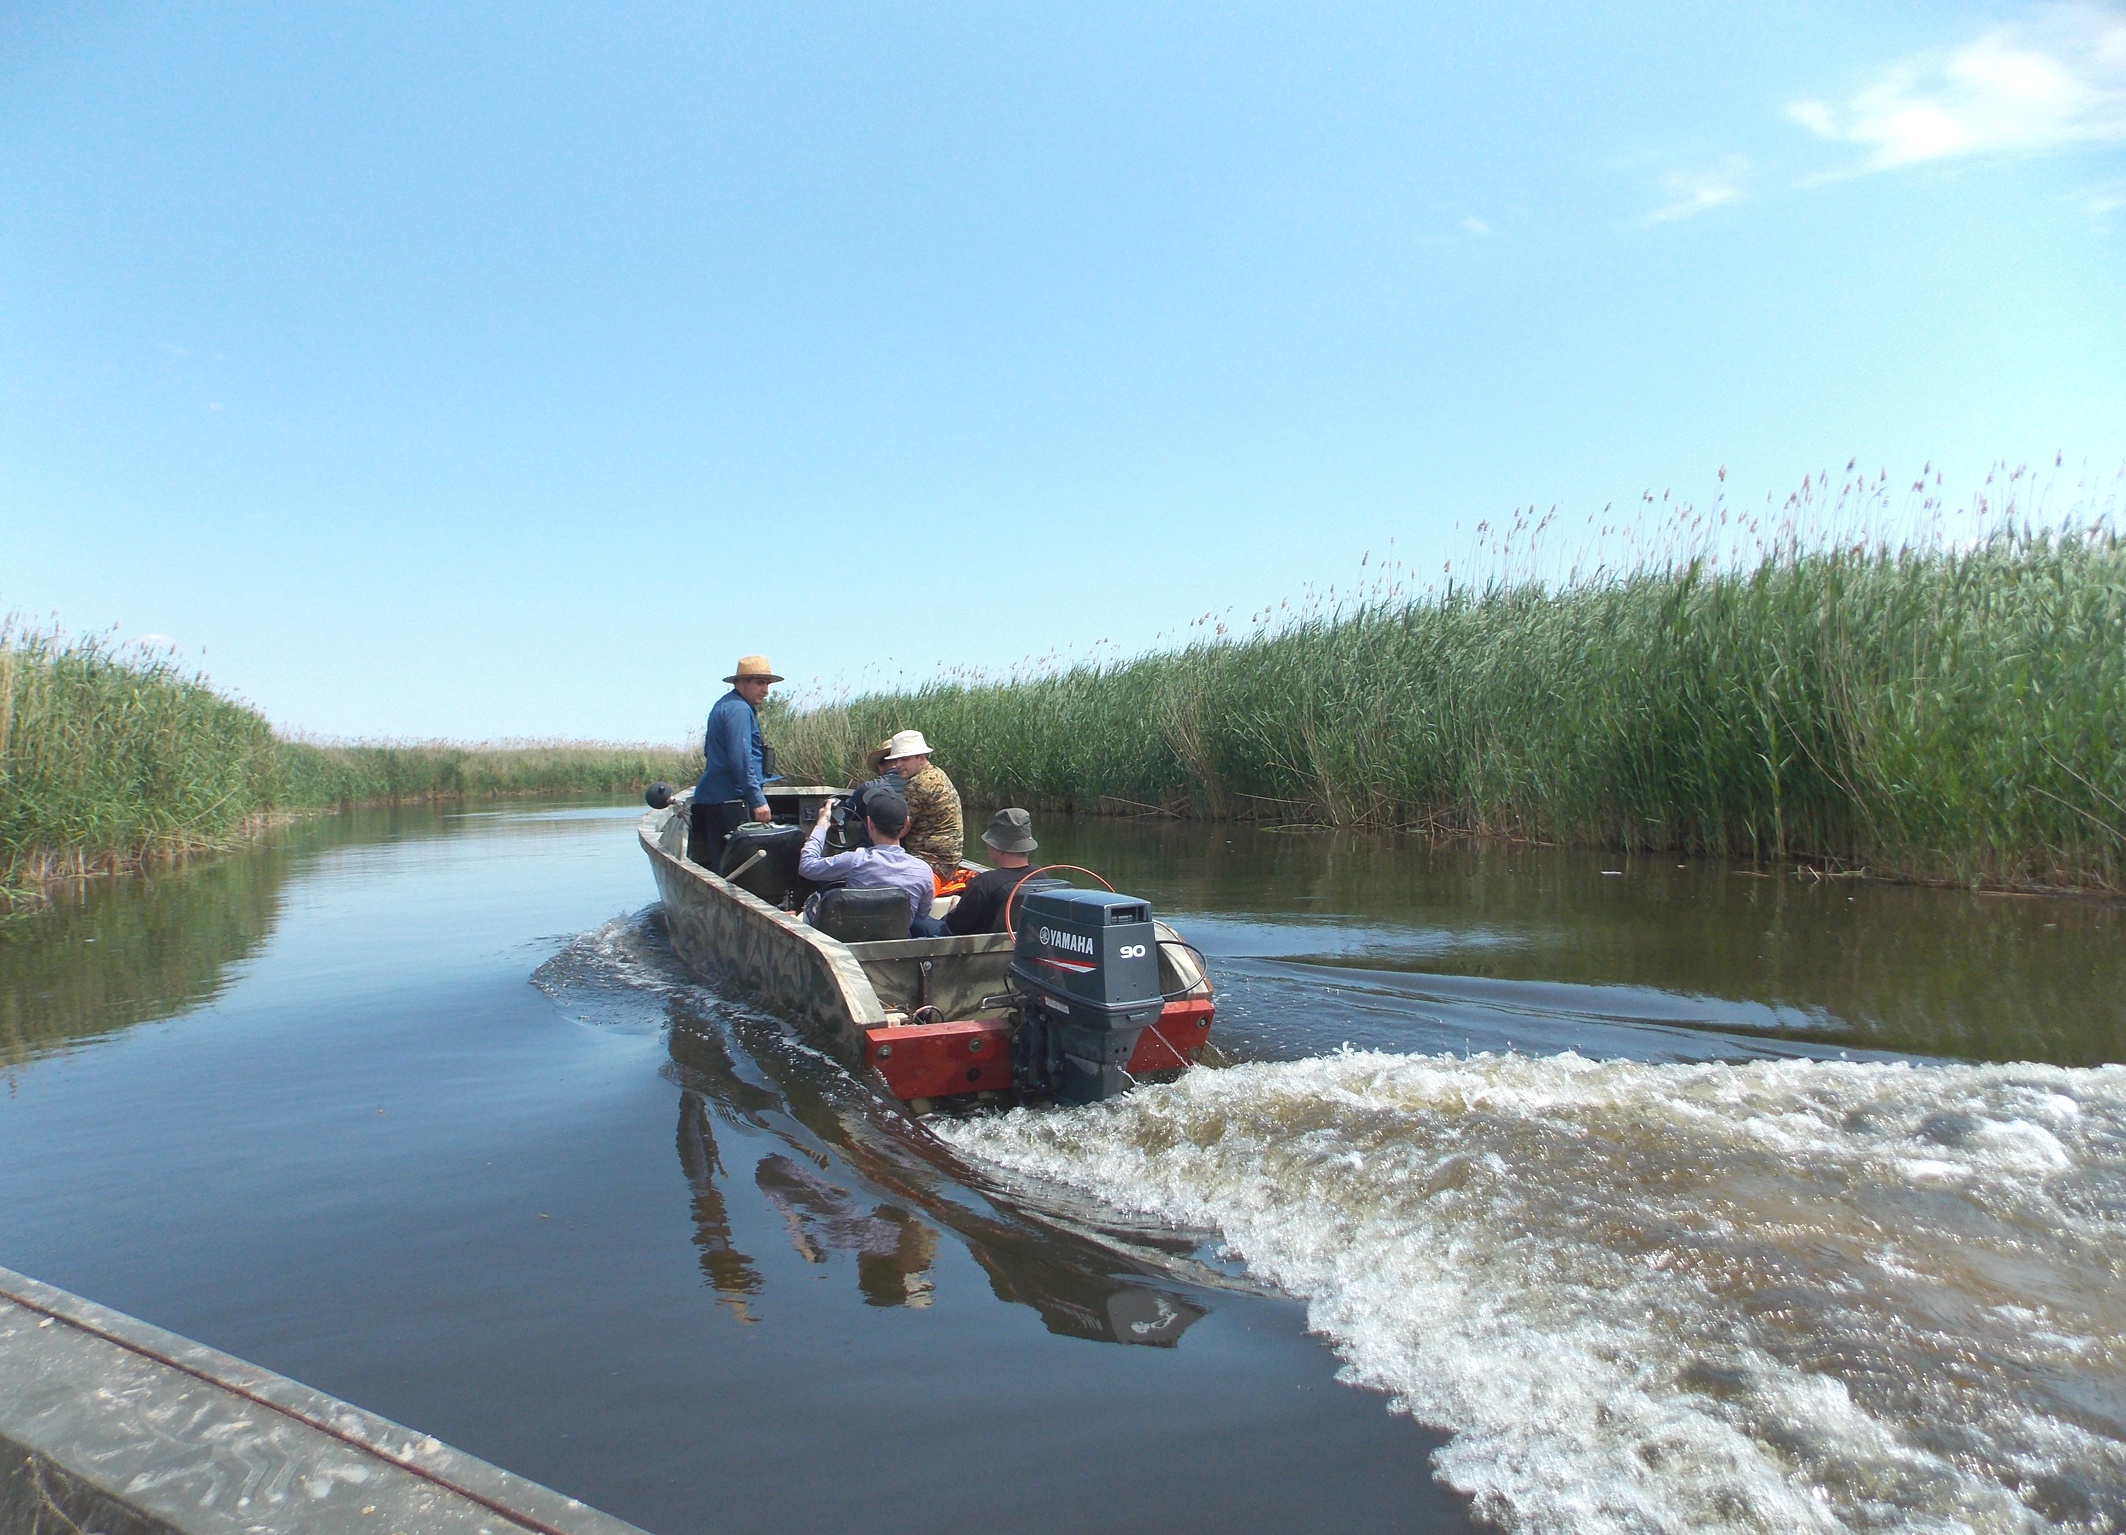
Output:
898,764,964,875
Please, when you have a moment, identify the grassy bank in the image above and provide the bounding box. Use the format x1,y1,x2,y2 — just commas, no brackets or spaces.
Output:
1,625,697,901
774,524,2126,891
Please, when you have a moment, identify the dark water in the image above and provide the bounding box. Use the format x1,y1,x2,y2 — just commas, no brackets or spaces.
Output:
2,805,2121,1535
1027,818,2126,1069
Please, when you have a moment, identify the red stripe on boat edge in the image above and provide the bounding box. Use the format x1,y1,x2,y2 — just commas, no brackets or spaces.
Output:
1128,997,1215,1074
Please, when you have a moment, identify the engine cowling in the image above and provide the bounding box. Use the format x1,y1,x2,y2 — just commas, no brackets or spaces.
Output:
1008,888,1165,1104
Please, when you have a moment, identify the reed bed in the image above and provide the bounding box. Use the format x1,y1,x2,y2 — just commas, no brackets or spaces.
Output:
0,627,284,890
776,506,2126,891
276,738,701,806
11,465,2121,896
1,624,697,903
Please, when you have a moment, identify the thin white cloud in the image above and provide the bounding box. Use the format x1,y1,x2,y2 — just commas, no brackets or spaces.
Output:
1789,4,2126,174
1648,159,1747,222
1459,215,1492,236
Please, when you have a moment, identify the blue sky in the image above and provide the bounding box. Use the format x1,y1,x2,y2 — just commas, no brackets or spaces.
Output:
3,2,2122,740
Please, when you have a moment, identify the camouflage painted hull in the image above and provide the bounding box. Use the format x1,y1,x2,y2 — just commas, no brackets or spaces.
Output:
641,795,889,1064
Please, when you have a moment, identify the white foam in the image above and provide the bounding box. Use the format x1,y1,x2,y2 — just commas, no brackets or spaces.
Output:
532,910,741,1025
941,1052,2126,1534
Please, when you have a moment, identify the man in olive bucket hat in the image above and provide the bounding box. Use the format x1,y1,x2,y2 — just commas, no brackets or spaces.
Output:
690,655,784,872
944,809,1043,935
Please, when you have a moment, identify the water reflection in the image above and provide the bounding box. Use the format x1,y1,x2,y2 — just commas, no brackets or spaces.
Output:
661,994,1203,1346
673,1093,763,1321
951,1192,1204,1347
755,1154,939,1308
1033,818,2126,1066
0,803,597,1069
0,815,367,1068
0,856,281,1067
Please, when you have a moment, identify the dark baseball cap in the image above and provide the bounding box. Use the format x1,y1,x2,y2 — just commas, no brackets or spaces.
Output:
864,790,910,835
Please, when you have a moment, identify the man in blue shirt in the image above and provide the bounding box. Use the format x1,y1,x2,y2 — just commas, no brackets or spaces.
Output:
691,654,782,871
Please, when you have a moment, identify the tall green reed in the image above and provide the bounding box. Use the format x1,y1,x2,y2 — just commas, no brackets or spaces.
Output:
2,622,699,900
774,482,2126,890
1,626,283,886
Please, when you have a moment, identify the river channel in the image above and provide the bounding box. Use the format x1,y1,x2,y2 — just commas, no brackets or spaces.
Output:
2,803,2121,1534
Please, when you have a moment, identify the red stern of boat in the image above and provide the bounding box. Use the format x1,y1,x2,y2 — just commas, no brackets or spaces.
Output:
863,1018,1013,1099
1128,997,1214,1074
863,998,1215,1103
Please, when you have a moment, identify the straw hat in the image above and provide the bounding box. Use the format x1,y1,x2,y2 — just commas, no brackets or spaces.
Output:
723,655,784,683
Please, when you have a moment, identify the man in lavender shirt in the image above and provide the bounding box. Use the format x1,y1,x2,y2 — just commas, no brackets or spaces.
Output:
799,789,938,936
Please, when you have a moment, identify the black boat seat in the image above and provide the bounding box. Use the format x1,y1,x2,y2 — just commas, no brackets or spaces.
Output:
806,885,911,943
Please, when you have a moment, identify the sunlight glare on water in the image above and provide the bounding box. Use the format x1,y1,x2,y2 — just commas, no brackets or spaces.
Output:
941,1051,2126,1535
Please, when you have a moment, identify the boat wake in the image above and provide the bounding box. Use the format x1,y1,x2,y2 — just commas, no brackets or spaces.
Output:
939,1050,2126,1535
530,910,702,1032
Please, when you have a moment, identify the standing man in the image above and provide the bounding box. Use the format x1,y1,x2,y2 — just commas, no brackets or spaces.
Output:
944,809,1044,935
691,654,782,872
865,729,964,877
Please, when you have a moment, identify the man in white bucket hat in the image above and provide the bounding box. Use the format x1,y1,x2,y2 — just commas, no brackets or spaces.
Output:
861,728,963,877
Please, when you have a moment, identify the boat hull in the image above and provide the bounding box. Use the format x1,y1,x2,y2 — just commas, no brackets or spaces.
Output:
641,796,886,1062
639,796,1212,1102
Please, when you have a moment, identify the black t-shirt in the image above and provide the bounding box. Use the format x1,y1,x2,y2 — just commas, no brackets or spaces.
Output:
944,864,1039,935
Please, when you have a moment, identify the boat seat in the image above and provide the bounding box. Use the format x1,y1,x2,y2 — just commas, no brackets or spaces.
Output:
806,885,910,943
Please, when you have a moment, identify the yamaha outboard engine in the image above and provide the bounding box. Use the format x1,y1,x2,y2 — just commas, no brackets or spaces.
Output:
1009,889,1164,1104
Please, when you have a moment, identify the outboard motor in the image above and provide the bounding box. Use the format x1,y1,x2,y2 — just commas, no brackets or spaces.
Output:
1009,888,1164,1104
